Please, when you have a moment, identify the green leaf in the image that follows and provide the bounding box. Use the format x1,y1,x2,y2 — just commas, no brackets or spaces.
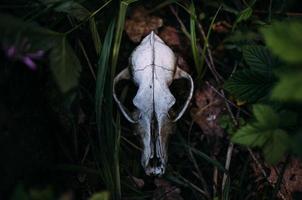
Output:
263,129,289,164
50,37,82,93
95,21,115,125
0,14,81,93
89,192,110,200
44,0,102,55
261,20,302,63
252,104,279,128
0,13,60,51
224,69,275,102
243,45,279,73
231,124,270,147
236,7,253,24
271,71,302,101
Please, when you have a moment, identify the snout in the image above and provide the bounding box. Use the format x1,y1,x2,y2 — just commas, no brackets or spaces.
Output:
141,136,167,176
139,114,172,176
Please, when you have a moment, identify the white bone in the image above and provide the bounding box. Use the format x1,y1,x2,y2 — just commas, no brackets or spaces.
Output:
113,31,194,176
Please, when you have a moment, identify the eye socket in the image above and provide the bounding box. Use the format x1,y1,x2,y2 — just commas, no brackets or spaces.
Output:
168,78,191,118
114,79,139,113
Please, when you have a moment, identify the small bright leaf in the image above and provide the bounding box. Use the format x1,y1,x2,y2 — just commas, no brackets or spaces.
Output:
252,104,279,128
231,124,269,147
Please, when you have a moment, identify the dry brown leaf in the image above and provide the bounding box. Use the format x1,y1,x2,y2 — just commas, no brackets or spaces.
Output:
153,178,183,200
125,6,163,43
191,84,225,137
212,21,232,33
159,26,181,47
128,176,144,189
268,158,302,200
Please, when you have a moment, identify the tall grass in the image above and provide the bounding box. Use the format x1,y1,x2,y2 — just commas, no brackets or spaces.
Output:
95,1,137,199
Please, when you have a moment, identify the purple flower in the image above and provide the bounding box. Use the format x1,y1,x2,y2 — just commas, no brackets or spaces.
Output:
2,38,45,71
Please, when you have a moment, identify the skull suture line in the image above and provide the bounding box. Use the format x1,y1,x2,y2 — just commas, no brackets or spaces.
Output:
113,31,194,176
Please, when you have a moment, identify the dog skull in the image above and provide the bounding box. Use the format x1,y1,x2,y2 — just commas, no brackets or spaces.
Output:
113,31,193,176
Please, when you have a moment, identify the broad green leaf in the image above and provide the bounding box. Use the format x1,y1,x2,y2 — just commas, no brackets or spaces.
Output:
0,14,60,51
0,14,81,93
261,21,302,63
263,129,289,164
243,45,279,74
50,37,82,93
224,69,275,102
231,124,270,147
89,192,110,200
252,104,279,128
42,0,102,55
271,71,302,101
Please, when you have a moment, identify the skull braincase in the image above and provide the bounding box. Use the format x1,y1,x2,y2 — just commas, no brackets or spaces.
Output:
113,31,193,176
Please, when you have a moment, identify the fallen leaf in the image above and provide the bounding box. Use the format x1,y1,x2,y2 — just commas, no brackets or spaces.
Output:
212,21,232,33
268,158,302,200
153,178,183,200
159,26,181,47
128,176,144,189
191,84,225,137
125,6,163,43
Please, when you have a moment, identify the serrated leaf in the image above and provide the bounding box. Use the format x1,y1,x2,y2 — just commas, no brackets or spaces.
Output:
261,20,302,63
231,124,270,147
50,37,82,93
263,129,289,164
243,45,279,73
224,69,275,102
253,104,279,128
271,71,302,101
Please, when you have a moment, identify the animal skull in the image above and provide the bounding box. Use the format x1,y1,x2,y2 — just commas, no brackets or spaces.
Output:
113,31,193,176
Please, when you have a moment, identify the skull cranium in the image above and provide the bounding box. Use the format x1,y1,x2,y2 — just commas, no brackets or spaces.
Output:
113,31,193,176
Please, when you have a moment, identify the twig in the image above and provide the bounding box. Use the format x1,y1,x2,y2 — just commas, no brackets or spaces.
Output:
169,6,191,39
205,81,251,117
213,157,218,197
177,174,209,197
272,156,290,199
121,136,142,151
197,23,224,83
247,148,268,178
64,0,112,35
188,121,211,199
78,40,96,80
222,142,234,193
